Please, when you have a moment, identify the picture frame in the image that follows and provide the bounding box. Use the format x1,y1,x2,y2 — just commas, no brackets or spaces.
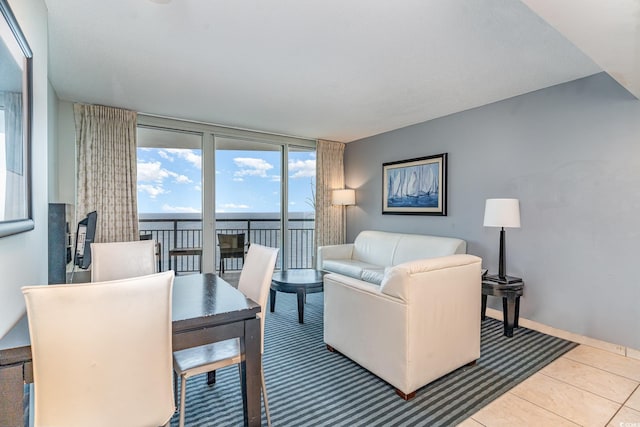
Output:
382,153,447,215
0,0,34,237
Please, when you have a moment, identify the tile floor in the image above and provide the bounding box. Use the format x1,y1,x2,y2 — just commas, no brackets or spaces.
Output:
459,345,640,426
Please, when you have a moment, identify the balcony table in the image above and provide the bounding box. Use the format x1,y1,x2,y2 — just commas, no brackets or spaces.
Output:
0,273,262,427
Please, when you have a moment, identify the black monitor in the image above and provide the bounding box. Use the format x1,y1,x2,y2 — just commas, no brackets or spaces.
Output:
73,211,97,269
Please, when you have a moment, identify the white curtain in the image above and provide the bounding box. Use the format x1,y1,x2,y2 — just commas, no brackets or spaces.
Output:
315,139,346,253
74,103,139,243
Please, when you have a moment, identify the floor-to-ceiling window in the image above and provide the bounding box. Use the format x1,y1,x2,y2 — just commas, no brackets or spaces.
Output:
215,137,283,270
287,145,316,269
136,126,203,273
136,116,315,274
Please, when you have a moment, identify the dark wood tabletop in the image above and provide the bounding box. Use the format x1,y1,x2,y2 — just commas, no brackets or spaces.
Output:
0,273,262,427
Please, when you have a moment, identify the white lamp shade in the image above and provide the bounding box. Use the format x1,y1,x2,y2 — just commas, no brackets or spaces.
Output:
332,189,356,206
483,198,520,228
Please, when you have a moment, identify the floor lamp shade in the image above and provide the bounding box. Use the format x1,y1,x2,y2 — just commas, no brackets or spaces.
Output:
483,198,521,283
332,189,356,206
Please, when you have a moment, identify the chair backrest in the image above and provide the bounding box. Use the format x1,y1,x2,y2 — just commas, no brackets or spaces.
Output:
90,240,157,282
237,244,279,353
218,233,245,250
22,271,175,427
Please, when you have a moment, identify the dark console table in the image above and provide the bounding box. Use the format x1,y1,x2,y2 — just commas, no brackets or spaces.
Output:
481,278,525,338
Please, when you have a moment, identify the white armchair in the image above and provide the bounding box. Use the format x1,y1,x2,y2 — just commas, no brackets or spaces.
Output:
324,254,482,400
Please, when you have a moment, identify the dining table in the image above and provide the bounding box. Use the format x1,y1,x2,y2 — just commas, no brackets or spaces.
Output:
0,273,262,427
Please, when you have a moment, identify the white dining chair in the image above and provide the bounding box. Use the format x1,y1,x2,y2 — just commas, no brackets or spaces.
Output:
173,244,279,427
90,240,157,282
22,270,176,427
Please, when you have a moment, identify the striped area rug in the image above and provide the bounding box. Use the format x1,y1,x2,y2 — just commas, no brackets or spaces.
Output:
170,292,577,427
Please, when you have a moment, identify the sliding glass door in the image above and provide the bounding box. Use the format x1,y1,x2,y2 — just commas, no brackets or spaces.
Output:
136,115,315,274
136,126,203,273
215,137,282,271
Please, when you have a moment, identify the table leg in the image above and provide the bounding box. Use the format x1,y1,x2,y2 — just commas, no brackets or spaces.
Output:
514,296,520,328
243,317,261,427
296,289,305,323
270,289,276,313
0,364,24,427
481,294,487,320
502,296,518,338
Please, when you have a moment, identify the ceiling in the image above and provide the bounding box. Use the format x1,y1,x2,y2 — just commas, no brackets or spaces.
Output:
44,0,635,143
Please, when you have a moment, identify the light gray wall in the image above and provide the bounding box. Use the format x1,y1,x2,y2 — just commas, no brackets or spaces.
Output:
345,72,640,350
0,0,49,338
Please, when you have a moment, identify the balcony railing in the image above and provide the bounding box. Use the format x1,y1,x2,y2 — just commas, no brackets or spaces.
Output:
139,215,315,274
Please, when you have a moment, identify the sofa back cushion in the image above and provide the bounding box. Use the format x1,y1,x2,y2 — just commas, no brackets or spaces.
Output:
352,230,466,267
392,234,466,265
352,231,403,266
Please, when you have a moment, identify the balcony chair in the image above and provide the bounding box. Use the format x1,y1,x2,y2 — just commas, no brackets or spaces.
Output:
218,232,247,274
90,240,158,282
173,244,279,427
22,271,176,427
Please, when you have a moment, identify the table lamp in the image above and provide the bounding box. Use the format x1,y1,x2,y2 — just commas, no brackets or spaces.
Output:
483,198,521,284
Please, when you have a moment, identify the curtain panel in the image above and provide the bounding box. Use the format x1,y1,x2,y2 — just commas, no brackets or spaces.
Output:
315,139,346,255
74,104,138,243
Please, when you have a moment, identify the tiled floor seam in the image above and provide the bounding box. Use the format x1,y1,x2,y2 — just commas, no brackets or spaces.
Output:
562,354,640,382
504,391,582,426
538,370,631,406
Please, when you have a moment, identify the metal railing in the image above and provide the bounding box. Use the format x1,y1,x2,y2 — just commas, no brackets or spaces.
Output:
139,217,315,274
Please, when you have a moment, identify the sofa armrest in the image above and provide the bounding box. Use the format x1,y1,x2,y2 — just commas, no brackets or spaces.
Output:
317,244,354,270
380,254,482,301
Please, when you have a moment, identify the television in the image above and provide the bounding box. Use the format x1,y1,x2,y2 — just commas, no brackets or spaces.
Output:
73,211,97,269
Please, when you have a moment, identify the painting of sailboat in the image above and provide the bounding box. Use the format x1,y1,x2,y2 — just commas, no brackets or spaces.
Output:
382,153,447,215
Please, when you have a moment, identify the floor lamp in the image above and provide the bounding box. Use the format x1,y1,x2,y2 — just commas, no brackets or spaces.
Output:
483,198,521,284
332,189,356,243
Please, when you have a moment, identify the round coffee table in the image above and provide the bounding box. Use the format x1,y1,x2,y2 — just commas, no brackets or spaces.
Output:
270,269,325,323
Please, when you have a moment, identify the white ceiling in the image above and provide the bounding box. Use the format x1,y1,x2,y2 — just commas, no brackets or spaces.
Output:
44,0,633,143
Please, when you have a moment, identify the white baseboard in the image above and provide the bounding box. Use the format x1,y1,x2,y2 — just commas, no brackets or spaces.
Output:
484,308,640,361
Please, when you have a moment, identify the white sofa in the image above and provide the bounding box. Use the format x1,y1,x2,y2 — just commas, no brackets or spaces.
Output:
318,230,482,399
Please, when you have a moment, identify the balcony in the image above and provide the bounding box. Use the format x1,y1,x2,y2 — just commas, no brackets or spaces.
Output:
139,213,315,274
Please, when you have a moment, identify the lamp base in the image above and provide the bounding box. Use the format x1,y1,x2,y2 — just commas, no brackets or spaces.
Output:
484,274,522,284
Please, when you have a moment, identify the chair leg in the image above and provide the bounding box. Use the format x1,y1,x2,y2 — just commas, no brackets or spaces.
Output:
179,375,187,427
173,371,178,412
261,367,272,427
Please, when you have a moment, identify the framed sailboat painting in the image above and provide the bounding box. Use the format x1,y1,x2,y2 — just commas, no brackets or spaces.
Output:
382,153,447,215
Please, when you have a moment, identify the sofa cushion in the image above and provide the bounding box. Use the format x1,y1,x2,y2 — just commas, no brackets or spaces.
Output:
323,259,383,280
351,231,403,266
392,234,466,265
360,268,385,285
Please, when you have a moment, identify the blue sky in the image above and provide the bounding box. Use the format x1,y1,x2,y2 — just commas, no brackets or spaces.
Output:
136,147,315,214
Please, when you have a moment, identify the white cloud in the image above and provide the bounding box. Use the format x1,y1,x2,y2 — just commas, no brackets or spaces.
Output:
166,148,202,169
138,161,170,182
270,175,281,182
220,203,250,209
161,204,201,213
233,177,244,182
289,159,316,179
172,173,192,184
158,151,172,161
194,185,201,191
233,157,273,178
138,161,192,185
138,183,166,198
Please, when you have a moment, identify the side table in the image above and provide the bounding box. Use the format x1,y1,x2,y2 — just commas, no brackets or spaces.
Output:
270,269,325,323
482,278,524,338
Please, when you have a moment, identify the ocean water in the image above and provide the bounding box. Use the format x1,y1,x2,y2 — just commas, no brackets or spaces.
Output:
387,194,438,208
